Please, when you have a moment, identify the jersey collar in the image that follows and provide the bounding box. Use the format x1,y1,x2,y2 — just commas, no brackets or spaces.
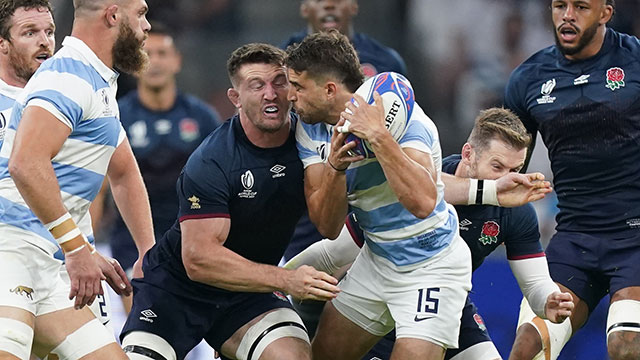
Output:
61,36,119,86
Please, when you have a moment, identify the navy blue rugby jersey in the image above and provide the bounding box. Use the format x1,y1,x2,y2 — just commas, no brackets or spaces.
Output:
442,155,543,270
115,91,221,237
150,113,306,293
505,29,640,234
282,31,407,77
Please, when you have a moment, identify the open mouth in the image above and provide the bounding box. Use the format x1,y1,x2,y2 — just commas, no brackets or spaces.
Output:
264,105,279,116
321,15,339,29
558,25,578,42
35,53,51,64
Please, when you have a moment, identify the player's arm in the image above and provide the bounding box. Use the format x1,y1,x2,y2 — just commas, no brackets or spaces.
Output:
304,160,349,239
442,172,552,207
283,223,361,274
106,137,155,278
181,217,340,301
509,257,573,323
342,93,438,218
8,106,103,309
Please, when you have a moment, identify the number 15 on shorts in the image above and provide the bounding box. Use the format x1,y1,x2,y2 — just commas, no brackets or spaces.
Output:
416,287,440,320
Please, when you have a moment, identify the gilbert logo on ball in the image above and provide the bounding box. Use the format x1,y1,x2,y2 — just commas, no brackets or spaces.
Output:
343,72,414,158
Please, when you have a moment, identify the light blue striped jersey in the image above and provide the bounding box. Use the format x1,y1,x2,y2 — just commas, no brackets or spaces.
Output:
0,78,22,149
0,36,125,256
296,103,459,269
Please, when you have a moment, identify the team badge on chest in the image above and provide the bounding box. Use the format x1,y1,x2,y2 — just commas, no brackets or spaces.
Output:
605,67,625,91
478,221,500,245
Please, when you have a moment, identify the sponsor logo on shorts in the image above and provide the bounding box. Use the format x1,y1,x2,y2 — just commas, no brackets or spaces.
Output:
140,309,157,323
413,315,435,322
473,313,487,331
9,285,34,300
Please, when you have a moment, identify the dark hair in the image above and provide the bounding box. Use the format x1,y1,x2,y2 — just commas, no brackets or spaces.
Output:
285,29,364,92
0,0,53,40
227,43,286,86
467,108,531,152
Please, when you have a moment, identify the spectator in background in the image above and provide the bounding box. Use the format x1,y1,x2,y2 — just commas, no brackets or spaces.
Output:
102,21,221,313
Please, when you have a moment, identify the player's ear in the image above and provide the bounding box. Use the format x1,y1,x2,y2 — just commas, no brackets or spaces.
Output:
350,0,359,16
227,88,241,109
600,3,614,24
325,82,337,100
105,4,119,27
0,37,8,55
300,1,310,20
461,143,474,164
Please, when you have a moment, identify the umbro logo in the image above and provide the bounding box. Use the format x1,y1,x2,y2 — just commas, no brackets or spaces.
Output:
140,309,157,323
270,164,286,178
459,218,472,231
573,74,590,85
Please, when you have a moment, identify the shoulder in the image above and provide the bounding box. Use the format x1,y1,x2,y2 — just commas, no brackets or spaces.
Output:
611,29,640,59
506,203,539,224
441,154,461,175
178,93,221,122
508,45,557,85
352,33,407,74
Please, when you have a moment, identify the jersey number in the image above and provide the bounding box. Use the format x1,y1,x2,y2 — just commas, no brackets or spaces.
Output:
416,287,440,314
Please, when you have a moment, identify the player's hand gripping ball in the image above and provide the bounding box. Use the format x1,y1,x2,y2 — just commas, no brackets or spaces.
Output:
342,72,414,158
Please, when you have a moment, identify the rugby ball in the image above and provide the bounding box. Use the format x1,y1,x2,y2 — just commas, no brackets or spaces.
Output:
344,72,415,158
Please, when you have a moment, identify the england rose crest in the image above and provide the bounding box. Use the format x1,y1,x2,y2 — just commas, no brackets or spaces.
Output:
479,221,500,245
605,67,625,91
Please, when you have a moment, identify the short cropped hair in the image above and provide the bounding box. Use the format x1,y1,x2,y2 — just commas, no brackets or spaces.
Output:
285,29,364,93
467,108,531,152
227,43,286,86
0,0,53,40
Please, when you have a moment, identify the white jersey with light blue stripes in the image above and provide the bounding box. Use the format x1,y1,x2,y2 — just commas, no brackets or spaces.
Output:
0,36,125,256
296,103,459,270
0,78,22,149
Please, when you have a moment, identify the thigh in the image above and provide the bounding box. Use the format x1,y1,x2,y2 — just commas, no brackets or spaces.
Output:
444,297,494,360
387,236,472,350
312,301,383,360
546,232,608,312
0,306,35,360
121,278,212,360
604,235,640,295
391,337,445,360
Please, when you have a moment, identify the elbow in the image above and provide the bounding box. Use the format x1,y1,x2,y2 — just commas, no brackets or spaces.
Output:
407,197,436,219
183,250,206,282
316,224,342,240
7,156,25,181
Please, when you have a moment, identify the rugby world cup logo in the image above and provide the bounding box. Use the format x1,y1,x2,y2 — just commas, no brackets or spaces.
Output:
238,170,257,199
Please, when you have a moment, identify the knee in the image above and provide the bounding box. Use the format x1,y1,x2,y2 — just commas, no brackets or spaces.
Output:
607,331,640,360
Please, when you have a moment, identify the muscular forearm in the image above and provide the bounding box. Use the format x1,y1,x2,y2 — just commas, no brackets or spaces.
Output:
306,165,349,238
369,132,436,218
9,158,68,223
109,172,155,254
442,173,472,205
185,243,292,292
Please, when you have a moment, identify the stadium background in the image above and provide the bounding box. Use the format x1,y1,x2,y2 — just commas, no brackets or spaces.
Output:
50,0,640,359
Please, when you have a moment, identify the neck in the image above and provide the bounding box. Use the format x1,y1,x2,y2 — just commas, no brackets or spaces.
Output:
239,112,291,148
71,19,115,69
138,82,177,111
0,64,26,88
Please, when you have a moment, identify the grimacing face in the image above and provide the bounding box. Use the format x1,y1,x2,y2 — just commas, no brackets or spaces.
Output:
466,139,527,180
4,6,55,84
234,62,291,133
551,0,611,59
287,69,333,125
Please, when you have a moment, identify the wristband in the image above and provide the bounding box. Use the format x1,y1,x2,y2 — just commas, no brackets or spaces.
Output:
45,212,86,253
327,159,346,172
467,179,499,206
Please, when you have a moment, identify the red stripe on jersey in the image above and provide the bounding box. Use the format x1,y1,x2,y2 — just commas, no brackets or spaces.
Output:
179,213,230,222
507,252,546,261
346,216,364,248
